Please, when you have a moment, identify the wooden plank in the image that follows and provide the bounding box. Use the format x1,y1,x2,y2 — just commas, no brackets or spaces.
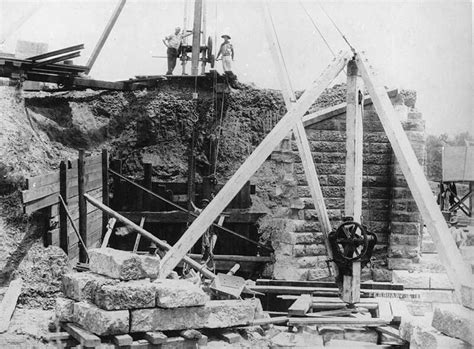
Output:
287,317,389,327
84,193,216,280
112,334,133,346
26,171,59,190
102,149,110,239
301,89,399,127
43,332,70,341
218,331,241,344
59,161,68,253
255,279,404,291
376,299,393,321
63,323,101,347
356,52,473,299
0,279,23,333
159,50,352,278
288,294,312,316
342,59,364,304
23,192,59,214
86,0,127,73
78,150,87,263
22,182,60,204
101,218,117,248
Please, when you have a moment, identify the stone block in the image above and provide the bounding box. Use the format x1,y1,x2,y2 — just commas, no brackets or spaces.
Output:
318,326,344,344
343,328,378,343
388,245,420,259
460,283,474,310
293,244,326,257
55,297,75,322
390,234,420,246
388,258,413,270
74,301,129,336
94,279,156,310
62,271,118,301
153,279,209,308
89,248,160,280
130,299,259,332
432,304,474,344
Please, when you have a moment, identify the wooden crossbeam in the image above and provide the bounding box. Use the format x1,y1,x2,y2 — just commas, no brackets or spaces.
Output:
341,59,364,304
158,51,352,278
356,52,473,299
262,1,338,278
0,279,22,333
27,44,84,61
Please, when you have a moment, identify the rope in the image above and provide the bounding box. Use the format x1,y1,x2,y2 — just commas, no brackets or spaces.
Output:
267,5,295,94
318,3,355,52
299,1,336,58
213,89,226,176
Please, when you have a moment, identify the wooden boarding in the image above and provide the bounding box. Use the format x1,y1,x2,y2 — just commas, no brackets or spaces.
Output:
356,52,473,299
144,331,167,345
0,279,23,333
288,294,312,316
287,317,389,327
63,323,101,347
159,51,352,278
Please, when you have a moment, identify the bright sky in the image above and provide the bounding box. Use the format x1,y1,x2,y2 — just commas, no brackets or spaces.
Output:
1,0,472,135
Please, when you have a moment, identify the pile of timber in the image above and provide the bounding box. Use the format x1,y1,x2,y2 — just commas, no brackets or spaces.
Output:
52,247,263,348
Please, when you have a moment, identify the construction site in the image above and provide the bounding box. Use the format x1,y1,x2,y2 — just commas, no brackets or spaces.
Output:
0,0,473,348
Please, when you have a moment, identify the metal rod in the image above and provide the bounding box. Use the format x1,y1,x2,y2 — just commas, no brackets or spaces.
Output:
31,51,80,68
58,194,89,261
108,169,273,252
27,44,84,61
83,193,216,279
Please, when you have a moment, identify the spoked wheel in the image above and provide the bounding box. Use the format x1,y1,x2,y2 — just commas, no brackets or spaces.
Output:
334,221,369,261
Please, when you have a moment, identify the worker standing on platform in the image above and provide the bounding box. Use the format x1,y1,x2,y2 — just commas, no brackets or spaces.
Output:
163,27,191,75
216,34,234,73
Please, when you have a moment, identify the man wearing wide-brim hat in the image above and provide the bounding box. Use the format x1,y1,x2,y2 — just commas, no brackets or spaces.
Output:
216,34,234,73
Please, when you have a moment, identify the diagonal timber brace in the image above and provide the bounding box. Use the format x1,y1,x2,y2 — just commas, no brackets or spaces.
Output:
159,50,352,278
262,1,338,279
356,52,473,300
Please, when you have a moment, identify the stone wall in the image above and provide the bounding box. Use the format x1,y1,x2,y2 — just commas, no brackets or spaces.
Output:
252,90,426,281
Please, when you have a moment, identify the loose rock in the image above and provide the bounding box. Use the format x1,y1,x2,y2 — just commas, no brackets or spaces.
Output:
74,301,129,336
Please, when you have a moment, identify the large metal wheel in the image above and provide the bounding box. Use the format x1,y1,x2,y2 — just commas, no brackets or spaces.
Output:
334,221,369,261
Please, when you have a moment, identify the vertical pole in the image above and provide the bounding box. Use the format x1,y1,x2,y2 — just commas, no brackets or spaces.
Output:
78,150,87,263
470,182,473,218
182,0,189,75
143,163,152,210
101,149,109,239
59,160,69,254
191,0,203,75
200,0,207,74
342,59,364,304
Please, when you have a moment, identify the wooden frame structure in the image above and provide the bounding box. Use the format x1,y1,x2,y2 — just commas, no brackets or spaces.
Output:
157,44,473,303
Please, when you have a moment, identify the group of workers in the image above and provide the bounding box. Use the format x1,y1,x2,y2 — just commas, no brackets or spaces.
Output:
163,26,234,76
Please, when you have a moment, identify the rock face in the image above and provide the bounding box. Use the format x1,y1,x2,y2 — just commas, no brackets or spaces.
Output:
62,272,118,301
95,280,156,310
74,301,129,336
130,299,259,332
153,279,209,308
89,248,160,280
55,297,75,322
432,304,474,345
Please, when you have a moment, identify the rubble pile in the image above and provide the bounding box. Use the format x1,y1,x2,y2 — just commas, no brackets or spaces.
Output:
55,247,262,338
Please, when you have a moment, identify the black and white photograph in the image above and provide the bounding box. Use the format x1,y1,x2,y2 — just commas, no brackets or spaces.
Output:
0,0,472,348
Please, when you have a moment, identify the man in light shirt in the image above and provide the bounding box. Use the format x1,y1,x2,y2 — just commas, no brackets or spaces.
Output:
216,34,234,73
163,27,192,75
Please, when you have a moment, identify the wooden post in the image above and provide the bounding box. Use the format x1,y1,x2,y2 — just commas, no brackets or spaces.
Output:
191,0,203,75
78,150,87,263
85,0,127,73
356,52,473,299
101,149,109,239
182,0,190,75
262,1,339,280
470,182,473,218
143,163,152,210
159,51,351,277
59,160,69,254
200,0,207,75
342,59,364,304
